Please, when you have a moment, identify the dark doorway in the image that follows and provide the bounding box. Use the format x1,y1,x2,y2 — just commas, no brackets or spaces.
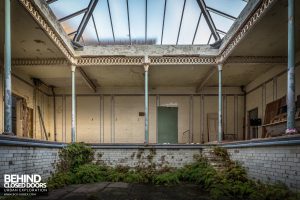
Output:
248,108,259,139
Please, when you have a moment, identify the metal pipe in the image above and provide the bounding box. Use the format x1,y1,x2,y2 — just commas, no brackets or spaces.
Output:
286,0,297,134
71,65,77,142
144,56,150,143
218,64,223,143
3,0,12,135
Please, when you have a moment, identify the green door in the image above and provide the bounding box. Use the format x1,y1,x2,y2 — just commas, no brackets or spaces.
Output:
158,107,178,144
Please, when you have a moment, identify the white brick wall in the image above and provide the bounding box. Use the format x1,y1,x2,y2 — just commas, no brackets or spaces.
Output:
94,148,202,169
0,146,59,184
226,146,300,191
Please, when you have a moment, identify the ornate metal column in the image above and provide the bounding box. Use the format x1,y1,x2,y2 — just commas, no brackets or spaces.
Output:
218,64,223,142
144,56,150,144
3,0,12,135
286,0,297,134
71,65,77,142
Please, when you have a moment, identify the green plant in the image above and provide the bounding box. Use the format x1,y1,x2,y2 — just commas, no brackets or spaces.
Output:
154,172,180,185
213,147,230,162
57,143,94,172
74,164,108,183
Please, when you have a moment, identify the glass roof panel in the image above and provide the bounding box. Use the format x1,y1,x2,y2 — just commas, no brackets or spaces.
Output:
210,12,234,33
49,0,90,20
47,0,248,46
177,0,201,45
60,13,84,35
82,17,99,45
162,0,185,44
109,0,130,42
147,0,165,44
204,0,246,18
193,16,211,44
93,0,114,44
128,0,146,44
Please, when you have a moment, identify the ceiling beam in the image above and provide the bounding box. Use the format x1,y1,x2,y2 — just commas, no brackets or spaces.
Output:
196,0,220,41
77,67,97,92
195,67,216,93
58,8,88,22
73,0,99,42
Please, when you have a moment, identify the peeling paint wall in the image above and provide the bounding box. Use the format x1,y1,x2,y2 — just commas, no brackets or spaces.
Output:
48,92,243,144
0,70,244,143
0,70,51,139
245,55,300,138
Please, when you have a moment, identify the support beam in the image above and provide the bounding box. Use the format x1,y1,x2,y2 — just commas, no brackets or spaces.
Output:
286,0,297,134
71,65,77,143
218,64,223,143
144,56,150,144
77,67,97,92
196,0,220,41
73,0,99,42
3,0,13,135
195,67,216,93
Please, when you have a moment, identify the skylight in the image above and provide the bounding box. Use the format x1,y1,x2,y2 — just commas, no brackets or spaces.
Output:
47,0,247,46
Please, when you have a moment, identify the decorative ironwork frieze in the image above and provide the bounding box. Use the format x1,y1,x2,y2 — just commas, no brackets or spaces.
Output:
219,0,276,63
12,58,68,66
149,56,216,65
226,56,287,64
77,57,143,66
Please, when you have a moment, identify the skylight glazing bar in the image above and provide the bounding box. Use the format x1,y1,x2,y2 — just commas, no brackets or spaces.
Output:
217,29,226,35
176,0,186,45
92,14,100,44
107,0,115,42
126,0,132,44
206,7,236,21
46,0,58,4
145,0,148,43
207,33,212,44
196,0,220,41
161,0,167,45
73,0,99,42
58,8,88,23
192,12,202,45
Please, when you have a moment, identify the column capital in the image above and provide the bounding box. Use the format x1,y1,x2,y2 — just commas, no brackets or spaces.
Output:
71,65,76,72
143,55,150,72
217,63,223,71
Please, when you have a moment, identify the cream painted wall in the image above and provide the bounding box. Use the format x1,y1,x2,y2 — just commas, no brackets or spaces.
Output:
0,69,244,143
46,93,243,144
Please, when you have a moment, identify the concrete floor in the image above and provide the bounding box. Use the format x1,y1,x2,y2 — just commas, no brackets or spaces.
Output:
38,182,210,200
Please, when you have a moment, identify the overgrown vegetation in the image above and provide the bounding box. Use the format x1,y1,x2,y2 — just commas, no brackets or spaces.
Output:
47,143,300,200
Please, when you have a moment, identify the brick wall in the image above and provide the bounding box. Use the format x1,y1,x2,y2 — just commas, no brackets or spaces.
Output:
226,145,300,191
0,146,60,183
94,148,202,169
